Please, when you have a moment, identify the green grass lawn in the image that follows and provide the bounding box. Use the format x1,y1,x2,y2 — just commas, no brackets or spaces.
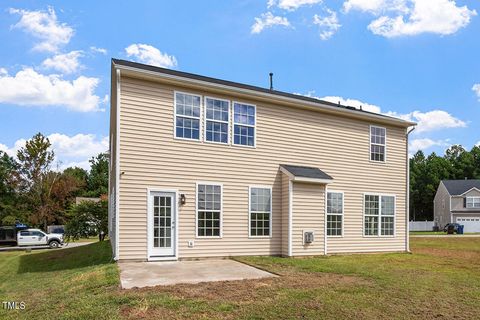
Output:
409,231,445,235
1,238,479,319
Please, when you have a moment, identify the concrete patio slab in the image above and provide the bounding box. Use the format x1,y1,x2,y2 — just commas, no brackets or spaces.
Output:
119,259,276,289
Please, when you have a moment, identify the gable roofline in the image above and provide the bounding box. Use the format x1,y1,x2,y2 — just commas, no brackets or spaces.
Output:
458,187,480,196
112,59,416,128
441,179,480,196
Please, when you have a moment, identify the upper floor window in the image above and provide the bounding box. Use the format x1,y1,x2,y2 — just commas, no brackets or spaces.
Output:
370,126,386,162
175,92,201,140
249,187,272,237
466,197,480,208
364,194,395,236
233,102,256,147
205,97,229,144
327,192,343,236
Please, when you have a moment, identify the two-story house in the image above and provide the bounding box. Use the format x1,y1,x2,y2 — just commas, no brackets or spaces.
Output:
108,59,416,261
434,180,480,232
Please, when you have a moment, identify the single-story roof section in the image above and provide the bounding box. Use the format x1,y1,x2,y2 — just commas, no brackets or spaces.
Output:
280,164,333,184
442,179,480,196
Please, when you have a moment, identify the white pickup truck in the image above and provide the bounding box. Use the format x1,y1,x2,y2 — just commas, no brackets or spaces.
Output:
17,229,64,248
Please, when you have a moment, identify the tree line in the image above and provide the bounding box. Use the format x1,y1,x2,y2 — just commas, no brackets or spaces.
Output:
0,133,108,233
410,144,480,221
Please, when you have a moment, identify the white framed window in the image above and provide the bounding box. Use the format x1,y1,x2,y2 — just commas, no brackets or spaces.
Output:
249,187,272,237
175,92,201,140
233,102,256,147
364,194,395,236
327,192,343,236
466,197,480,208
205,97,230,144
196,183,222,237
370,126,386,162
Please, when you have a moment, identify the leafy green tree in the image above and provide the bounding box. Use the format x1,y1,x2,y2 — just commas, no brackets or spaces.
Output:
85,153,109,197
64,200,108,240
63,167,88,196
0,151,23,225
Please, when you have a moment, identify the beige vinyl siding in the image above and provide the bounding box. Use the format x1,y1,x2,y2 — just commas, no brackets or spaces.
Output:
117,76,408,260
451,189,480,212
281,173,290,256
291,182,325,256
433,182,451,227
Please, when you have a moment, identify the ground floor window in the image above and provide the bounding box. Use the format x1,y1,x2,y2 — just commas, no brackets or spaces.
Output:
327,192,343,236
364,194,395,236
249,187,271,236
197,184,222,237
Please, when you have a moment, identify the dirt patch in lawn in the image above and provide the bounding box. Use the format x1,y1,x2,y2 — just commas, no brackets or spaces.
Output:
415,247,480,262
141,271,366,301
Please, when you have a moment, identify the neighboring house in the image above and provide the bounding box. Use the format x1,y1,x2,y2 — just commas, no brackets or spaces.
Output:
434,180,480,232
108,59,416,261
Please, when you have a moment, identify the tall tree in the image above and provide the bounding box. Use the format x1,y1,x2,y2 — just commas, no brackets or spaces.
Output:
86,152,109,197
0,151,23,225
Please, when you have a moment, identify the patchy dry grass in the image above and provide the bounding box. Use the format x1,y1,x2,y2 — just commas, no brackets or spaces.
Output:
1,238,479,319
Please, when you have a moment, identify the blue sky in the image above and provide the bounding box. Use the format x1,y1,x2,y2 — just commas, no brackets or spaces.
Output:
0,0,479,169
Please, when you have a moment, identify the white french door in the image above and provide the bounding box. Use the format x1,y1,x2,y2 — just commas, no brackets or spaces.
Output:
149,191,176,258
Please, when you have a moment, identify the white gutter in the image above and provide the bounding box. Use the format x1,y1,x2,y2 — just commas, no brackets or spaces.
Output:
114,63,416,128
406,126,415,252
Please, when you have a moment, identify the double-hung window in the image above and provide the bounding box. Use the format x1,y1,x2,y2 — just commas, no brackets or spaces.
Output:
249,187,272,237
175,92,201,140
364,194,395,236
205,97,229,143
370,126,386,162
466,197,480,208
327,192,343,236
233,102,256,147
197,184,222,237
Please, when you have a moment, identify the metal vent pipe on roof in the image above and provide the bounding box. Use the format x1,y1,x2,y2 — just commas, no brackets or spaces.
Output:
269,73,273,90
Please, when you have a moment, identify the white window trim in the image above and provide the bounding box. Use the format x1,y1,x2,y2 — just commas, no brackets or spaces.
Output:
248,185,273,238
203,96,230,145
195,182,223,238
369,125,387,163
326,191,344,238
232,101,257,148
466,196,480,208
174,90,202,142
363,193,396,238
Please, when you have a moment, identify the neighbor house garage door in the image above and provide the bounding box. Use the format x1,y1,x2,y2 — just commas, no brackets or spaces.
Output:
456,217,480,233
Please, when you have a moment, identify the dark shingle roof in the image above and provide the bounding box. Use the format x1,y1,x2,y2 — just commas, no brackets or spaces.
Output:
280,164,333,180
112,59,415,127
442,180,480,195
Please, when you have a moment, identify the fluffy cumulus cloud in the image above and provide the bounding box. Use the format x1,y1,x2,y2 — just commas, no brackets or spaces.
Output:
0,133,108,170
409,138,449,153
472,83,480,101
0,68,102,112
313,9,341,40
388,110,466,133
9,7,74,52
344,0,477,37
268,0,323,11
300,92,382,113
251,12,291,34
42,50,83,74
125,44,178,68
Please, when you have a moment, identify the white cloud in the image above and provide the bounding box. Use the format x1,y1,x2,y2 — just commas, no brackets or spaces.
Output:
9,7,74,52
472,83,480,101
361,0,477,37
0,68,102,112
269,0,323,11
343,0,409,14
251,12,292,34
387,110,466,133
0,133,108,170
125,44,177,68
409,138,449,153
42,50,83,74
310,94,382,113
90,46,107,55
313,9,341,40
